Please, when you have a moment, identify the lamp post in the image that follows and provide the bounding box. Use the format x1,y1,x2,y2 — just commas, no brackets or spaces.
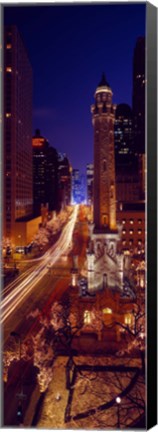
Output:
116,396,121,429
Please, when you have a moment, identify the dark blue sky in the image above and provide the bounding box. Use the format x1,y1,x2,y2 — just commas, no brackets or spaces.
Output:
4,3,146,174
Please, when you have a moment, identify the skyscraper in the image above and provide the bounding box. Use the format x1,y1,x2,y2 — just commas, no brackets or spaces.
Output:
114,103,140,204
3,26,33,245
86,163,94,205
32,129,58,215
114,103,133,160
132,37,145,155
58,153,71,209
71,169,86,205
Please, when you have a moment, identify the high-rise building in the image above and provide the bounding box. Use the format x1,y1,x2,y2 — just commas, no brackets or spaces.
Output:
32,129,58,215
132,37,145,155
114,103,142,204
71,169,85,205
58,153,71,209
86,163,94,205
71,169,80,204
114,103,133,160
116,165,140,205
3,26,33,244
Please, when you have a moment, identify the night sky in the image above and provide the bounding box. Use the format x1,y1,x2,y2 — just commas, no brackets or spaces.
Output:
4,3,146,174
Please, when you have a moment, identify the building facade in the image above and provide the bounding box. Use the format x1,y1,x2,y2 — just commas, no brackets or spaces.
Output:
3,26,33,245
117,202,145,253
71,169,85,204
32,129,59,216
58,153,71,209
86,163,94,205
132,36,145,155
114,103,134,160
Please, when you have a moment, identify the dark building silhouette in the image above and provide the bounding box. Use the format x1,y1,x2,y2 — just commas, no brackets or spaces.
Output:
57,153,71,209
86,163,94,205
32,129,58,215
114,104,142,205
132,37,145,155
3,26,33,245
114,103,134,161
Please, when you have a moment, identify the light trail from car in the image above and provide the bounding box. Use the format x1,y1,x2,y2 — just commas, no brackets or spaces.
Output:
1,205,78,323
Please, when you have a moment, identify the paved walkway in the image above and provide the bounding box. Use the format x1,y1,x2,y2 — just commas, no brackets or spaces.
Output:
35,357,69,428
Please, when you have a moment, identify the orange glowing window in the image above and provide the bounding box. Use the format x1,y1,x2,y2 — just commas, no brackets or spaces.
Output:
6,67,12,72
6,44,12,49
6,113,11,118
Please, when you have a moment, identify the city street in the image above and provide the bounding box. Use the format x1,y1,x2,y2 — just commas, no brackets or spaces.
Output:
1,205,78,325
2,205,89,426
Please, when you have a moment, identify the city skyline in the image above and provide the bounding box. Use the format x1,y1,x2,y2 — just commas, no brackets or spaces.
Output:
4,3,145,174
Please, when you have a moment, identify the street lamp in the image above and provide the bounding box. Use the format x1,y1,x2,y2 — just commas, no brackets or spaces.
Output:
116,396,121,428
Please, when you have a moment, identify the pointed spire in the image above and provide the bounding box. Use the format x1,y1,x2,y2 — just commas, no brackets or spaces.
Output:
98,73,110,88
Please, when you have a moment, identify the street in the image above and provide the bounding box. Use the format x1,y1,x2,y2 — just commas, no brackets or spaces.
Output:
2,205,89,426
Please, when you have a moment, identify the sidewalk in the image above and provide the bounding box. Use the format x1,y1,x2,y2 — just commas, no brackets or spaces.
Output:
34,357,69,428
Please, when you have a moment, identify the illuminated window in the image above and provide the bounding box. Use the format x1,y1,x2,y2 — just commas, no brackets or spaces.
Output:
130,219,134,224
122,219,126,225
6,113,11,118
129,230,133,235
6,67,12,72
138,230,142,235
103,308,112,314
138,219,142,224
124,314,132,325
84,310,91,324
6,44,12,49
122,240,126,246
122,230,126,235
138,240,142,245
